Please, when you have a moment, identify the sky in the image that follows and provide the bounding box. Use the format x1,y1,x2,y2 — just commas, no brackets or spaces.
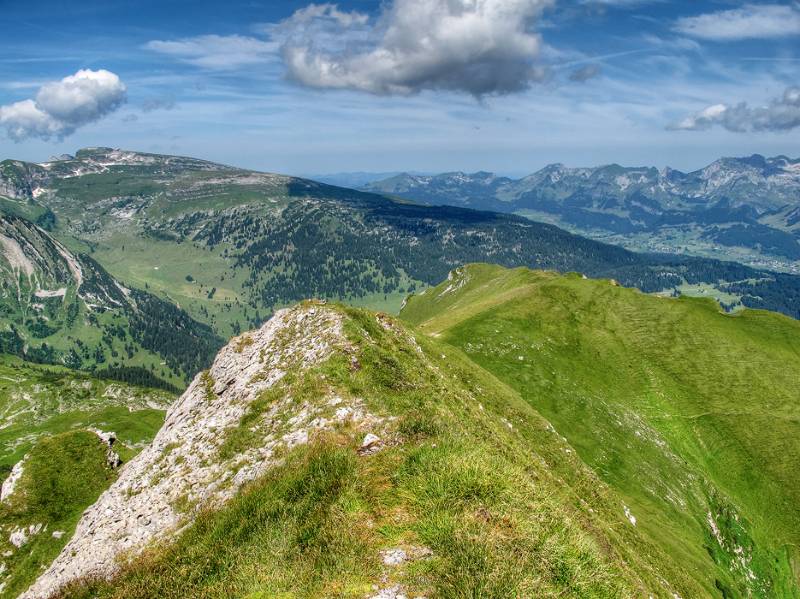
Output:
0,0,798,175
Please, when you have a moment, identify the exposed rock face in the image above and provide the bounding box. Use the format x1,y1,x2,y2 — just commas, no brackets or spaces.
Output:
0,173,31,200
9,523,44,548
88,429,122,469
22,304,383,599
0,180,24,200
0,458,25,502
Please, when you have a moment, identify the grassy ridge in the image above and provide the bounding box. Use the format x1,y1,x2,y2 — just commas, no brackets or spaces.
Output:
402,264,800,596
54,305,716,598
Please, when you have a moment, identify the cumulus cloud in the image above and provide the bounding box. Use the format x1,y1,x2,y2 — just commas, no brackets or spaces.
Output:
279,0,553,97
568,64,601,82
669,86,800,133
145,34,280,69
674,4,800,41
0,69,126,142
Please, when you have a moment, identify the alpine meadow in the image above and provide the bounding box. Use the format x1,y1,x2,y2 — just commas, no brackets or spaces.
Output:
1,0,799,597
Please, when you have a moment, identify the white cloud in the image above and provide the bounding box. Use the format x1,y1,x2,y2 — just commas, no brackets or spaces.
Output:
669,86,800,132
670,103,728,131
145,35,280,69
279,0,553,97
0,100,63,141
286,3,369,27
674,4,800,41
0,69,126,142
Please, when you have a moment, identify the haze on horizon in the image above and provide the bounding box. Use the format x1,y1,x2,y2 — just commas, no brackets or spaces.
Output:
1,0,798,175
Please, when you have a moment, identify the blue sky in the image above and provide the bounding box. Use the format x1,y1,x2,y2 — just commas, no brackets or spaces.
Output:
1,0,798,175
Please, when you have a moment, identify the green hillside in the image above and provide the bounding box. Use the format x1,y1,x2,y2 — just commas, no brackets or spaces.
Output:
54,304,711,598
0,211,223,388
0,357,172,596
0,356,172,467
402,264,800,597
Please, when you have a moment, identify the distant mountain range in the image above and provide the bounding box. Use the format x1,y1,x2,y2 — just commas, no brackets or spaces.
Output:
3,147,800,389
363,154,800,272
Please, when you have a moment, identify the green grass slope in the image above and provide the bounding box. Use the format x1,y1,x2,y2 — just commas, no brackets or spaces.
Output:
0,357,173,596
54,304,717,599
402,264,800,597
0,356,172,467
0,431,118,597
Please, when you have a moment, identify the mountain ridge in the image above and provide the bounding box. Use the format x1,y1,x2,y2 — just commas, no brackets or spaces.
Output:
364,154,800,272
2,148,799,320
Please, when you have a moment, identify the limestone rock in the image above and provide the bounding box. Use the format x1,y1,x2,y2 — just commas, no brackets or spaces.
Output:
359,432,381,454
0,457,25,502
89,428,122,469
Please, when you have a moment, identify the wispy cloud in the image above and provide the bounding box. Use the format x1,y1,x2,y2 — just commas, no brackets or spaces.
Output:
674,4,800,41
569,64,602,82
0,80,46,91
669,86,800,132
141,95,177,113
145,34,280,69
0,69,126,141
580,0,663,5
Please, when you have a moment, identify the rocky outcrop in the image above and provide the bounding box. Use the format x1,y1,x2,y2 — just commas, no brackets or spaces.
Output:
0,165,33,200
21,303,384,599
9,524,43,549
0,179,26,200
0,458,25,502
88,429,121,469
